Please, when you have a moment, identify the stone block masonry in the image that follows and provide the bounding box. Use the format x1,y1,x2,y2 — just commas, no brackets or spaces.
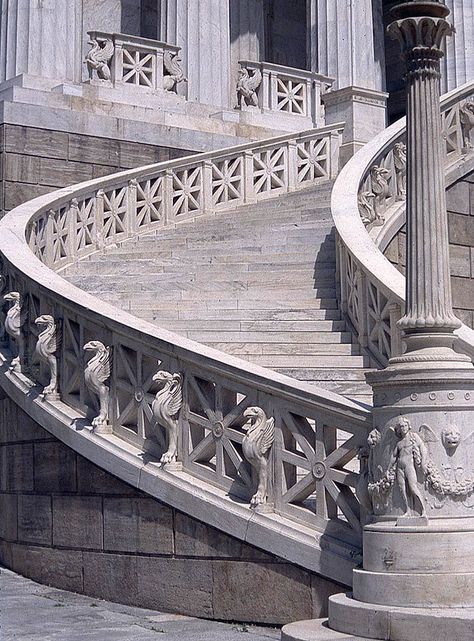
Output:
384,169,474,328
0,124,193,217
0,397,342,625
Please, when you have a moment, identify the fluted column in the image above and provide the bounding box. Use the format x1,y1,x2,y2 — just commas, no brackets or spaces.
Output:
388,2,460,347
0,0,83,85
161,0,231,108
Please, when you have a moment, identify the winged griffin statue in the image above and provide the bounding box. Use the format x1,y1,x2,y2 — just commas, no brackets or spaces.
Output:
84,341,111,432
151,370,183,465
85,37,114,81
34,315,59,397
242,406,275,508
236,66,262,108
163,51,187,93
459,99,474,149
4,292,25,372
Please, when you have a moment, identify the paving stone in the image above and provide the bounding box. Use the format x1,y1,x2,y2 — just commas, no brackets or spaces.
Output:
17,495,52,545
53,496,103,550
103,497,174,554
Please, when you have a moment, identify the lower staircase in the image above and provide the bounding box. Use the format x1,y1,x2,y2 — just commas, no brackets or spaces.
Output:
62,182,375,403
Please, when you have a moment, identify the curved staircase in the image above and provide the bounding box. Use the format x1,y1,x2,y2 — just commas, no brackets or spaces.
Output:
62,183,373,403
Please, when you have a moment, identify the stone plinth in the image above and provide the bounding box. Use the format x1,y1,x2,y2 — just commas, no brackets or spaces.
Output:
323,87,388,165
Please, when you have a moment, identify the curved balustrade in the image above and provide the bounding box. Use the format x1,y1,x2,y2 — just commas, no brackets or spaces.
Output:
0,122,369,584
333,81,474,367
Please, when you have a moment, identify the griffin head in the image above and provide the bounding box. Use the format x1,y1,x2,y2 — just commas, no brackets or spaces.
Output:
152,370,175,384
243,406,265,429
83,340,104,353
35,314,54,327
4,291,20,302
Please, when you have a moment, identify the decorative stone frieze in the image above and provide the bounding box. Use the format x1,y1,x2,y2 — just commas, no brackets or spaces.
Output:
83,341,111,433
242,406,274,509
34,314,59,398
151,370,183,465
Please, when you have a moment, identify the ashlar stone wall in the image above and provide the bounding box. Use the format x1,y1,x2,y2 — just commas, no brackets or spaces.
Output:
0,397,341,625
384,169,474,328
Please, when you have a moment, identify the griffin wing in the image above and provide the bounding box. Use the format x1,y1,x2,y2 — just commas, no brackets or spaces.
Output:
257,417,275,456
49,323,61,353
97,346,111,383
95,40,114,63
163,51,178,76
419,423,438,443
167,374,183,417
247,69,262,92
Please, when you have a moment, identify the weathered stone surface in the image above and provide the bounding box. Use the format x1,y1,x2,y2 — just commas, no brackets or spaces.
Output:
4,125,68,160
449,244,471,277
446,179,471,215
4,181,53,211
3,154,40,183
0,444,33,491
39,157,93,187
17,495,52,545
83,552,138,604
137,557,213,618
449,211,474,246
9,544,84,593
174,511,243,558
103,497,173,554
76,455,139,496
33,441,77,493
68,133,120,167
212,561,313,624
451,276,474,309
311,574,344,618
52,496,103,549
118,141,170,169
0,493,17,541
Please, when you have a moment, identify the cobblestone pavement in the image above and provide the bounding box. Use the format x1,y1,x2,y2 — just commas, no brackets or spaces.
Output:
0,567,281,641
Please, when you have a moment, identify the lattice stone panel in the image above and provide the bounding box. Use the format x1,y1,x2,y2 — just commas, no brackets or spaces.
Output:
121,47,155,87
74,197,96,257
28,214,48,262
51,206,70,268
136,177,163,229
211,157,243,208
276,78,306,116
102,187,128,242
367,282,392,366
442,104,463,161
275,404,362,540
172,166,203,218
345,252,361,333
253,147,288,197
297,138,329,185
184,371,258,500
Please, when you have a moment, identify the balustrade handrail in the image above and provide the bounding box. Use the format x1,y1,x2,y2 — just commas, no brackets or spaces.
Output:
332,81,474,366
0,122,369,577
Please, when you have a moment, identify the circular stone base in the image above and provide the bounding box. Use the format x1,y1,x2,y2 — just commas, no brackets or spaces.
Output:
328,592,474,641
281,617,370,641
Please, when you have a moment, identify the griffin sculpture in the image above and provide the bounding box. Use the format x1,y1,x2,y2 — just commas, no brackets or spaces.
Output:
152,370,183,464
242,406,275,508
460,99,474,149
163,51,187,92
34,314,58,397
4,291,24,372
85,38,114,81
236,66,262,108
84,340,111,432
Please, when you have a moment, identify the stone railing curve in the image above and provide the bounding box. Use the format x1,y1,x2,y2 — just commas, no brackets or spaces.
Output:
333,81,474,368
0,122,369,588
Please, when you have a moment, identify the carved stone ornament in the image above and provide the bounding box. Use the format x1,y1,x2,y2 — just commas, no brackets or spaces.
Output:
358,191,377,226
236,66,262,109
242,406,275,508
163,51,187,92
34,314,59,397
85,37,114,81
459,99,474,149
151,370,183,464
393,142,407,196
4,291,25,373
370,164,390,221
83,341,111,433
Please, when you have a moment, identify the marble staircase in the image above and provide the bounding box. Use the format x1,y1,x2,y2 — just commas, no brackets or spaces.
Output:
63,183,375,403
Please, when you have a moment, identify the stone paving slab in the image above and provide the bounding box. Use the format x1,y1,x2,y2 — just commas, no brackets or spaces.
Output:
0,567,281,641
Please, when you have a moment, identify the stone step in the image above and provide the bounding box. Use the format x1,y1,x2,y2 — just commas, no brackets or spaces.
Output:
183,330,351,343
205,342,359,356
120,297,339,312
156,319,347,332
171,309,342,321
242,354,367,368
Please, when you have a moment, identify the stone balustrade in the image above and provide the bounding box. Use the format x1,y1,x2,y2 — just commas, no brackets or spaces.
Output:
0,122,368,585
237,60,333,128
333,81,474,368
85,31,186,95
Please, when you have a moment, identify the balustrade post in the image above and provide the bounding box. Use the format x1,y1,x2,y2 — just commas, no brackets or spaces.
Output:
261,69,271,111
155,48,164,91
67,199,78,264
45,210,55,268
243,150,257,203
163,170,174,225
201,160,214,215
95,190,105,250
126,179,138,237
356,270,368,349
388,302,403,358
113,42,123,88
287,140,298,192
329,130,342,178
269,72,278,112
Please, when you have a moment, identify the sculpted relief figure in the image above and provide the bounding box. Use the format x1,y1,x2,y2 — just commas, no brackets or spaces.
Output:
459,99,474,149
236,66,262,109
84,340,111,432
393,142,406,196
163,51,187,93
390,417,428,517
151,370,183,465
370,165,390,221
85,37,114,81
34,315,58,397
358,191,377,226
4,291,24,372
242,406,274,508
